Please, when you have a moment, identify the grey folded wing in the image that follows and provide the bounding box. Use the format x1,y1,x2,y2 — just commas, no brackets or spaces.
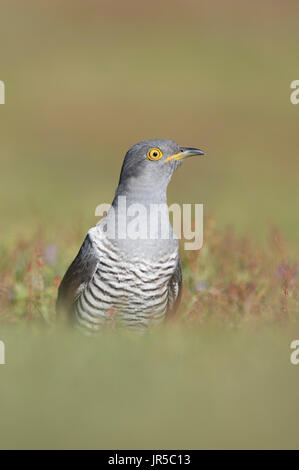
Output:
166,258,182,317
56,234,98,320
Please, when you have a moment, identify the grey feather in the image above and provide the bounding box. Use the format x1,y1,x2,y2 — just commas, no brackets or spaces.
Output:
56,234,98,320
167,258,182,317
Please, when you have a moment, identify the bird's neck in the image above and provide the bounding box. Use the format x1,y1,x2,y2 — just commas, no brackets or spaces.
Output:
113,179,168,206
99,180,178,260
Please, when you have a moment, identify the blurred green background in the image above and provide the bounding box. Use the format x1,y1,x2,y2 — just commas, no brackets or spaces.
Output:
1,0,299,243
0,325,299,450
0,0,299,450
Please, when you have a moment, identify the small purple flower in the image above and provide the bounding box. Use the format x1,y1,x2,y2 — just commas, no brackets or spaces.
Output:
44,245,58,266
7,289,14,300
196,281,208,292
276,264,299,284
276,264,288,279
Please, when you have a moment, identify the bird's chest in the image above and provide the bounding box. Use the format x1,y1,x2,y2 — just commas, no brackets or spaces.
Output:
75,233,178,329
94,252,177,321
81,245,176,326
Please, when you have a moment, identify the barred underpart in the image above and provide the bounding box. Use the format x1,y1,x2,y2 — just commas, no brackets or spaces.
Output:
74,229,179,331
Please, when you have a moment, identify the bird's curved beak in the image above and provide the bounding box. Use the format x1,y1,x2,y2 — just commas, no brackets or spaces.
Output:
165,147,205,163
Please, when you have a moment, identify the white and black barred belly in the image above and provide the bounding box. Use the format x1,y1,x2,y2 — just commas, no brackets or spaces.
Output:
74,233,179,331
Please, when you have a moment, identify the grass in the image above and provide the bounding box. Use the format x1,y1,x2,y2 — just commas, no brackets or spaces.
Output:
0,323,299,449
1,218,298,449
0,219,298,328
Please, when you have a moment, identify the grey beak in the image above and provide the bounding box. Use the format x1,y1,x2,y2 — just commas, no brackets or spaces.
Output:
180,147,205,157
165,146,205,163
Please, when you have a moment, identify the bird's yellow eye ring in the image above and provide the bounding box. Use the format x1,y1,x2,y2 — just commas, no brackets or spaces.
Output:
147,148,163,161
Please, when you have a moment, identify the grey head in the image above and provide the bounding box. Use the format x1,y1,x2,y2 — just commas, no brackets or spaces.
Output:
114,138,205,203
101,138,205,258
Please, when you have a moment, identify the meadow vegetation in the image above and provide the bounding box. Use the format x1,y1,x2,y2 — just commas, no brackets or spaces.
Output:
0,219,298,329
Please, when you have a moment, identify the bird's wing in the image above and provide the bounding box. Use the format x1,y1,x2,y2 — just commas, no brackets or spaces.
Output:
166,258,182,318
56,233,99,320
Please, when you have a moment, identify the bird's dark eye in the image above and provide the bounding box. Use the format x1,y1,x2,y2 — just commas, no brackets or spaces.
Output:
147,148,163,161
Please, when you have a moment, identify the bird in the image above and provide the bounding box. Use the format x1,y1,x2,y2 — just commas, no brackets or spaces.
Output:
56,139,205,331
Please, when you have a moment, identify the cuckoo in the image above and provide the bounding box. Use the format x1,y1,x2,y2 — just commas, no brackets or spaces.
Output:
56,139,205,330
